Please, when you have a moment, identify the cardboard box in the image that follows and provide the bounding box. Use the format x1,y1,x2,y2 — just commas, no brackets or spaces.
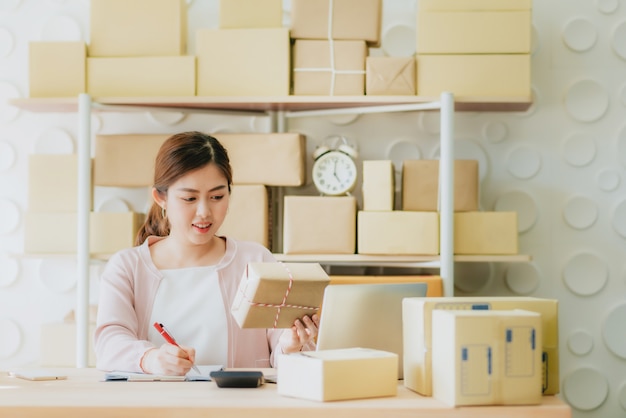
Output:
90,212,145,255
402,160,479,212
277,348,397,401
357,211,439,255
87,56,195,97
24,212,77,254
293,40,367,96
28,154,80,212
366,56,416,95
217,185,270,248
419,0,532,11
219,0,282,28
432,309,542,406
89,0,187,57
94,134,168,187
402,297,559,396
40,322,96,367
231,262,330,328
283,196,357,254
29,42,85,98
214,133,306,186
196,28,290,96
330,275,443,297
362,160,395,211
455,212,518,254
291,0,382,46
417,54,531,98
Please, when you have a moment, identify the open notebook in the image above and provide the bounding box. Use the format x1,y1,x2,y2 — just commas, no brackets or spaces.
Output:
104,365,223,382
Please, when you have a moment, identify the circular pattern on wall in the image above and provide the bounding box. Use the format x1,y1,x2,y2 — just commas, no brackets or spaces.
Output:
382,23,416,57
597,169,621,192
611,21,626,60
563,252,608,296
597,0,619,14
386,138,421,173
563,196,598,230
33,128,75,154
0,256,19,287
0,81,21,123
563,133,596,167
418,112,440,135
0,318,22,358
40,15,82,41
0,198,20,235
97,197,130,213
621,84,626,106
506,146,541,179
611,199,626,238
563,367,609,411
602,303,626,359
38,259,77,293
147,110,186,126
0,140,16,172
0,27,14,58
564,79,609,123
329,113,360,126
0,0,21,11
568,329,594,356
494,190,538,233
432,138,489,182
504,263,540,294
562,18,597,52
453,263,493,294
482,121,508,143
619,383,626,410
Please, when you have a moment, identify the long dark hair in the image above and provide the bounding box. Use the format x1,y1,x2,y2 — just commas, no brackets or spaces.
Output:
135,131,232,245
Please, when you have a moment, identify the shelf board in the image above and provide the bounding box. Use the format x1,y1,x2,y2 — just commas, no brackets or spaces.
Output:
9,95,532,113
274,253,532,265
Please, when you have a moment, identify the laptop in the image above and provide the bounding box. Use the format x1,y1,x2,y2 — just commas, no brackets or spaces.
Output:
315,282,428,380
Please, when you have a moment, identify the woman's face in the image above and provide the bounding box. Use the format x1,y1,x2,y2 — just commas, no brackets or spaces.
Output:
160,163,230,247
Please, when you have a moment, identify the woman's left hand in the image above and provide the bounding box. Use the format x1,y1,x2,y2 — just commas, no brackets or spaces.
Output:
279,314,320,354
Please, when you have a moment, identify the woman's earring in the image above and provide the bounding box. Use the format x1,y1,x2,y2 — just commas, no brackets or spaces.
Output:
161,206,166,219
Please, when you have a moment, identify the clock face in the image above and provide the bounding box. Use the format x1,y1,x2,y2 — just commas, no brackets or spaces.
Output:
312,151,358,196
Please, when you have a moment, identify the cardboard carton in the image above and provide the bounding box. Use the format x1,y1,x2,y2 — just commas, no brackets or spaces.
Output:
283,196,357,254
217,185,270,248
402,296,559,396
455,212,518,254
29,42,85,98
24,212,77,254
362,160,395,211
293,40,367,96
231,262,330,328
357,211,439,255
28,154,80,212
366,56,416,95
277,348,397,401
219,0,282,28
90,212,145,255
432,309,542,406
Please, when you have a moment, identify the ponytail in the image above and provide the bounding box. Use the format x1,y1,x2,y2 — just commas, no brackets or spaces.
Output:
135,202,170,246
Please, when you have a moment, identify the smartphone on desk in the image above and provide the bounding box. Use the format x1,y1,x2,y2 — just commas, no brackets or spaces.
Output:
10,370,67,381
209,370,264,388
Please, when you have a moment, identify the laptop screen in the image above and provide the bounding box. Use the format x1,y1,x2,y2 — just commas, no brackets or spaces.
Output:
315,282,428,380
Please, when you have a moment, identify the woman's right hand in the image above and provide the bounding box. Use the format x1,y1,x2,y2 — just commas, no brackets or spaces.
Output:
140,343,196,375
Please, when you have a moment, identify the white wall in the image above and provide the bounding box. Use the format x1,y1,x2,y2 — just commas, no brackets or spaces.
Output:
1,1,625,416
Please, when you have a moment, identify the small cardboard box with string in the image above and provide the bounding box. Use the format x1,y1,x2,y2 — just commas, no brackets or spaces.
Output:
231,262,330,329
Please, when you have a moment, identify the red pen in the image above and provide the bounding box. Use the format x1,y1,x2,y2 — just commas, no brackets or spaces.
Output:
153,322,201,374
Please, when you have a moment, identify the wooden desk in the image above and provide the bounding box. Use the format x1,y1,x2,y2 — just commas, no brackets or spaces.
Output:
1,368,571,418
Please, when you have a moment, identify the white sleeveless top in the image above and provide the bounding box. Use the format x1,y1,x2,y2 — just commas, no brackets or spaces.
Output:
148,266,228,366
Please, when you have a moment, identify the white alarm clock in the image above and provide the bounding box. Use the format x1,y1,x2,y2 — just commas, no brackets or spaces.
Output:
312,138,358,196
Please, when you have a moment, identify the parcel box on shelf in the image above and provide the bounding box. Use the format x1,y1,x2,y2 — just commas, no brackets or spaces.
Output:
283,196,357,255
401,159,479,212
290,0,382,46
89,0,187,57
417,0,532,54
87,56,195,97
277,348,397,401
357,211,439,255
29,42,85,98
417,54,531,98
432,309,542,406
402,296,559,396
25,212,77,254
28,154,79,212
292,39,367,96
217,185,270,248
366,56,416,96
219,0,282,28
196,28,290,96
454,211,518,255
90,212,145,256
231,262,330,329
362,160,395,211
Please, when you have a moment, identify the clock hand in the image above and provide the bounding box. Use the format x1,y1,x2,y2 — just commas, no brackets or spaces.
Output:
333,160,341,182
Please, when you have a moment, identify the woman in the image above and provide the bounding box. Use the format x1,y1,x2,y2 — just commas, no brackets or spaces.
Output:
94,131,319,375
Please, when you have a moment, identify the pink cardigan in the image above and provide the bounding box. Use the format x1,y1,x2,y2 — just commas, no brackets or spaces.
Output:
94,236,314,372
